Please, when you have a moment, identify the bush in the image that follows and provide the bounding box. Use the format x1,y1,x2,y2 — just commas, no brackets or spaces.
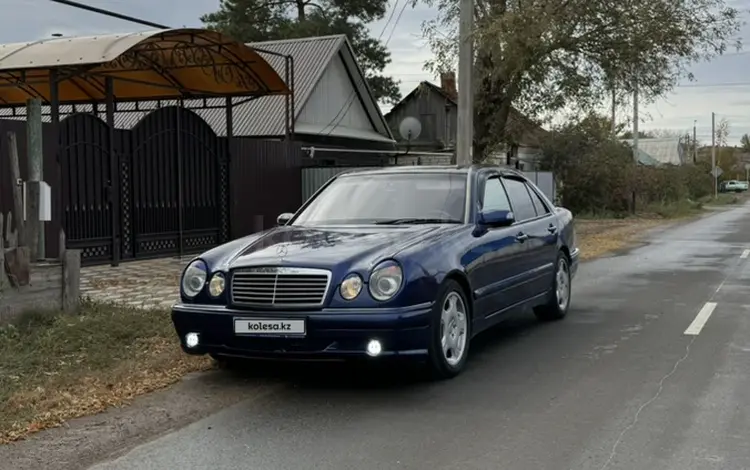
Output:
539,116,713,215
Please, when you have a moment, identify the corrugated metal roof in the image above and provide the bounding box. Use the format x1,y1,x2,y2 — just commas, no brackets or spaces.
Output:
111,35,346,136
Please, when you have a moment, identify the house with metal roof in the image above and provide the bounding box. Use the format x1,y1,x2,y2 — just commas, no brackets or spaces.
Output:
110,35,395,151
383,76,548,166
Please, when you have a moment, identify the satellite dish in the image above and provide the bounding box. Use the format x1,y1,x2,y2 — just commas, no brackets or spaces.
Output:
399,117,422,142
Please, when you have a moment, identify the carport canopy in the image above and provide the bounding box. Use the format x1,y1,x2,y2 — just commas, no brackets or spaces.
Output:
0,28,290,106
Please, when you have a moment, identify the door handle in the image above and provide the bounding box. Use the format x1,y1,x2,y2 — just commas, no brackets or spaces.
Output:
515,232,529,242
547,224,558,234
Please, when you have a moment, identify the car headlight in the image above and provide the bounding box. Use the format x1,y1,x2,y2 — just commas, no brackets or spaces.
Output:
368,261,403,301
182,260,208,298
208,272,225,297
340,273,363,300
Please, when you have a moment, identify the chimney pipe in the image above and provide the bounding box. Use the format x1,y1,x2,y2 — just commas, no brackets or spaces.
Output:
440,71,457,100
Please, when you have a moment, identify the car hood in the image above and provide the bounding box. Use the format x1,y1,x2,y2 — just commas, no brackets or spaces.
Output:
226,225,444,271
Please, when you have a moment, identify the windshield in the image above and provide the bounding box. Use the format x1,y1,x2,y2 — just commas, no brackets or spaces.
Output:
292,172,467,225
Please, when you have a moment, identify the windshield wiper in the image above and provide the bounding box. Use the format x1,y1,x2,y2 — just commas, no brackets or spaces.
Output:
374,218,462,225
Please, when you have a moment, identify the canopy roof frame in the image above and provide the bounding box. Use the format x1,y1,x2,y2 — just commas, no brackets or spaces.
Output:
0,28,291,107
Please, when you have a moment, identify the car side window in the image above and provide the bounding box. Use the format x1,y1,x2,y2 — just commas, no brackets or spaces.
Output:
482,176,512,212
526,184,550,216
501,177,537,221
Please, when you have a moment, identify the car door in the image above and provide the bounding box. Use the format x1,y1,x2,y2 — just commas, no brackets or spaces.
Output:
522,180,559,295
467,174,529,320
500,175,557,301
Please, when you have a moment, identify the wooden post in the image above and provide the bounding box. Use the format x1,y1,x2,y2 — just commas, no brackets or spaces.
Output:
62,248,81,313
5,211,16,248
0,214,7,289
27,98,43,260
58,228,66,262
7,132,26,246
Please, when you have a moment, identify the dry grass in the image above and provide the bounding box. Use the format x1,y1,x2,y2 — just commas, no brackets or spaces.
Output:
576,218,671,261
574,192,748,260
0,302,212,444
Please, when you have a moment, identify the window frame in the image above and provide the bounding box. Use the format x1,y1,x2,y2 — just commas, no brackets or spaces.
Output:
500,175,554,224
479,174,512,214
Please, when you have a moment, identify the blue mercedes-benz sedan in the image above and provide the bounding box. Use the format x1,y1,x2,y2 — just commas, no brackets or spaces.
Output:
172,165,579,379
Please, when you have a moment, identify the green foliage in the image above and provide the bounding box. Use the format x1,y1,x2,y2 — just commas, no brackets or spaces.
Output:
420,0,742,158
540,113,714,215
202,0,401,105
740,133,750,152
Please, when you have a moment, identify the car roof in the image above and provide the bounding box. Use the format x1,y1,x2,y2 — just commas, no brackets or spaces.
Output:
335,164,525,178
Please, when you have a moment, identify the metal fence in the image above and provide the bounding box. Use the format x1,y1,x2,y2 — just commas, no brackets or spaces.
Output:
0,113,302,265
522,170,556,202
301,167,556,204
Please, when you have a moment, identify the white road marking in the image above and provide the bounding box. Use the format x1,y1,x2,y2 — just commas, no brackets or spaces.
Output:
684,302,718,336
741,249,749,259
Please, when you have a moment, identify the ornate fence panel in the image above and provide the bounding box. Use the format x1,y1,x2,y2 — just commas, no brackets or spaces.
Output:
127,106,226,259
58,113,114,264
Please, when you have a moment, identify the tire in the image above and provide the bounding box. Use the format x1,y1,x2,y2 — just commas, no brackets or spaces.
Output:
427,279,472,380
534,251,572,322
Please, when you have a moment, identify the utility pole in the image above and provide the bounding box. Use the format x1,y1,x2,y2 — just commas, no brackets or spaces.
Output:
26,98,43,260
693,120,697,163
631,79,638,213
711,112,717,198
611,85,616,135
632,81,639,161
455,0,474,165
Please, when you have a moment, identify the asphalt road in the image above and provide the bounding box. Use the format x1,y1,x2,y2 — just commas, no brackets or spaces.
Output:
64,203,750,469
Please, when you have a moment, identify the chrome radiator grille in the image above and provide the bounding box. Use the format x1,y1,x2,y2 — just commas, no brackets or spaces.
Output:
230,267,331,307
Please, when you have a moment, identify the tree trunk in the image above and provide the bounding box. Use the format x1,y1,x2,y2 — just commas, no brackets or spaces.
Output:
474,77,513,161
296,0,306,20
472,43,518,162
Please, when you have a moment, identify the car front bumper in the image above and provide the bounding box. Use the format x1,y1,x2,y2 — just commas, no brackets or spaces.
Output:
171,302,433,361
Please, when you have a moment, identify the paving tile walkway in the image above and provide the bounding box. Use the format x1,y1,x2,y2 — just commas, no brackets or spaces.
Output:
80,257,190,309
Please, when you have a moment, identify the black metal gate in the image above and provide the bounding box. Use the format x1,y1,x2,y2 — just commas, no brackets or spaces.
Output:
59,106,229,265
59,113,114,264
126,106,227,259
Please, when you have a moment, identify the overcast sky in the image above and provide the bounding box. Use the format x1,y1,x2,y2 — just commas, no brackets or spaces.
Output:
2,0,750,144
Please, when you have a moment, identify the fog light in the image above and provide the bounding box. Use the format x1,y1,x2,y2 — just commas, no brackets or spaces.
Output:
366,339,382,357
185,332,200,348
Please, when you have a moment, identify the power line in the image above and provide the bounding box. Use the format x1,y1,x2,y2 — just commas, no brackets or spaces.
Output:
385,1,408,45
379,0,400,40
48,0,168,29
317,0,409,137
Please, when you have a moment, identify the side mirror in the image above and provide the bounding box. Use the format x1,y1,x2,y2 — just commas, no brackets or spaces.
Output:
276,212,293,225
477,209,514,228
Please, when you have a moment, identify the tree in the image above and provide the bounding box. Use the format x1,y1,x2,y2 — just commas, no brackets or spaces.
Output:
201,0,402,105
539,113,635,213
708,117,741,177
740,133,750,152
420,0,741,160
715,118,730,147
